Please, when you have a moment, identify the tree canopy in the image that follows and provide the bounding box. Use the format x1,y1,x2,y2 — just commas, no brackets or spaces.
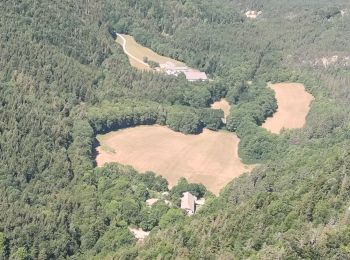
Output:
1,0,350,259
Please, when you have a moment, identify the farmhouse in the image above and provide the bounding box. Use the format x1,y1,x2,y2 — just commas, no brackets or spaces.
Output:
184,70,208,82
181,192,197,215
160,61,188,76
159,61,208,82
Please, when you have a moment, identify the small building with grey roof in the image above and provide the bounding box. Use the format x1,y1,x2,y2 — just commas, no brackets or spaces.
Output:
180,192,197,215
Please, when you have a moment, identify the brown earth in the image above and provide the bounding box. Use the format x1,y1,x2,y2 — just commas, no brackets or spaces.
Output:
96,125,252,195
211,99,231,122
262,83,314,134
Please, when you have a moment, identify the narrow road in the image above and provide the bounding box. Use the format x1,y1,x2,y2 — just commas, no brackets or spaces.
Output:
116,33,150,68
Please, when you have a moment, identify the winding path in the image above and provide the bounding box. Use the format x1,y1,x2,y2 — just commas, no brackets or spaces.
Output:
116,33,150,68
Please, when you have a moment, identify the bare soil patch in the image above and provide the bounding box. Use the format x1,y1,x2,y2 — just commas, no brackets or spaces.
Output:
211,99,231,122
96,126,252,195
262,83,314,134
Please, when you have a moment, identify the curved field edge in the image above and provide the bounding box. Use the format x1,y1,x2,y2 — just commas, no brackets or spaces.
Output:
89,81,314,193
95,125,253,195
262,83,314,134
4,0,350,259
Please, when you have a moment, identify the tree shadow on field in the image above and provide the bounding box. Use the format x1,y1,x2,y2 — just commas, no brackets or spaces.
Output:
92,138,101,168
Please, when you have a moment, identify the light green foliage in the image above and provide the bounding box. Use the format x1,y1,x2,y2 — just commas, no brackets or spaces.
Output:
10,247,27,260
140,201,170,231
159,209,185,229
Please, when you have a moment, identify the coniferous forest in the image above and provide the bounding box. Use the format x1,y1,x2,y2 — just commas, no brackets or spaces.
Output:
1,0,350,259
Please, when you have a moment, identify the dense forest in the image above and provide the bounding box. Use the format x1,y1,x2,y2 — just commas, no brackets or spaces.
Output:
1,0,350,259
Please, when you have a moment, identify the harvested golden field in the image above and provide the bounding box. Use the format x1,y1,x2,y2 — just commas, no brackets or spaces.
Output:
96,125,252,195
262,83,314,134
116,34,185,70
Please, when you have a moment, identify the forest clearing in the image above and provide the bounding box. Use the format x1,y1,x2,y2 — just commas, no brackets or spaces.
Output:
116,33,208,81
96,125,252,195
211,99,231,122
262,83,314,133
116,33,185,70
93,82,313,194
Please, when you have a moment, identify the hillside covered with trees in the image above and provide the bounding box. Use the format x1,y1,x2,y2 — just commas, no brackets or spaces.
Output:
1,0,350,259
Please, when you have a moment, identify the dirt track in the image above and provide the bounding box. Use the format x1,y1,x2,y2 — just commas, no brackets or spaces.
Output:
262,83,314,133
117,33,150,69
116,34,185,70
96,126,252,195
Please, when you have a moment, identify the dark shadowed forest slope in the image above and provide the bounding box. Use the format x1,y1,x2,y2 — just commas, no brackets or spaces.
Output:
1,0,350,259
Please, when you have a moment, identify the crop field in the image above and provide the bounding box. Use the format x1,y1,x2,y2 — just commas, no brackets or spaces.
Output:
96,125,252,194
262,83,314,133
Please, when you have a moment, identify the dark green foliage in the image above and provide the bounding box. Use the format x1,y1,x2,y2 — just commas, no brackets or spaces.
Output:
170,178,207,204
88,100,224,135
208,80,228,102
184,86,212,108
88,100,164,133
196,108,224,131
71,164,171,258
226,81,249,105
226,83,277,132
139,172,169,192
134,141,350,259
238,127,280,163
68,120,95,175
166,106,202,134
2,0,350,259
225,83,279,162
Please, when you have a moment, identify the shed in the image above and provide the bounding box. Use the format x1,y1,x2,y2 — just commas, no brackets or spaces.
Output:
181,192,197,215
184,70,208,82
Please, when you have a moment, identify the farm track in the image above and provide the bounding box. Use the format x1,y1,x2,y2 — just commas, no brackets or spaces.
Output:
116,33,150,68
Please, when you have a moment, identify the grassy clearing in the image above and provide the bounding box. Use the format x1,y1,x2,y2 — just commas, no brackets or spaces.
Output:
116,34,186,70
